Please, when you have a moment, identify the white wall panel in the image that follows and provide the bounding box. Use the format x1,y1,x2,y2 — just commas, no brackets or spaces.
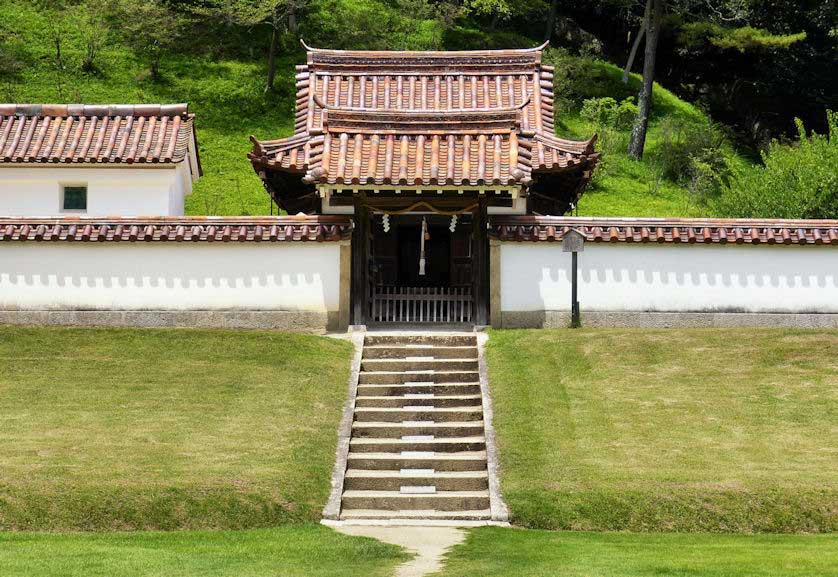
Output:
0,166,191,216
500,243,838,313
0,243,340,312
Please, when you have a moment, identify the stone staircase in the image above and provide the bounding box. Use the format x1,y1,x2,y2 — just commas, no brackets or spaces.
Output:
339,333,493,521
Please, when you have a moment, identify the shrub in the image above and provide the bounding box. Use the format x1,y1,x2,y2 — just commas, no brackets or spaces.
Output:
580,96,637,131
578,97,638,189
544,48,635,110
652,117,731,203
715,111,838,219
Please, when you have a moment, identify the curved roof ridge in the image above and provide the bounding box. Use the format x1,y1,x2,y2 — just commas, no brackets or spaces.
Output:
0,103,191,118
300,39,549,57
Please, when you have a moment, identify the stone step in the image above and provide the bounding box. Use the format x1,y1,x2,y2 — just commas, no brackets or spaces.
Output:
354,394,482,409
340,508,492,521
359,370,479,384
341,490,490,511
357,382,481,396
351,421,485,439
343,470,489,492
364,334,477,347
353,406,484,422
361,358,479,372
346,451,487,471
362,345,478,360
349,436,486,453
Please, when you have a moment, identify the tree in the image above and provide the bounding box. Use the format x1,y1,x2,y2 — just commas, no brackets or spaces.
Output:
622,18,644,82
201,0,305,92
544,0,559,42
627,0,663,159
623,0,806,158
112,0,189,81
80,0,111,73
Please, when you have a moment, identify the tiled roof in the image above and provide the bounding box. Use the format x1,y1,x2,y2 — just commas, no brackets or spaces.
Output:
0,216,352,242
490,216,838,245
253,108,533,186
0,104,199,168
249,42,598,196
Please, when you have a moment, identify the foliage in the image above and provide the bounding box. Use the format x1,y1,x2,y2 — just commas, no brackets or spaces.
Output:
0,327,353,530
579,96,638,190
486,328,838,532
580,96,637,130
716,111,838,219
436,528,838,577
680,22,807,52
78,0,110,73
652,116,731,202
302,0,446,49
109,0,191,80
542,49,743,215
0,0,754,217
0,525,409,577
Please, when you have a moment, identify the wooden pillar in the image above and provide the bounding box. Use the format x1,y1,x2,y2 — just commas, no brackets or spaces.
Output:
337,240,351,331
473,196,489,326
489,238,501,328
351,193,369,326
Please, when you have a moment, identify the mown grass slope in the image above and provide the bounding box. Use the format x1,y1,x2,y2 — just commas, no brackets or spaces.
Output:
0,525,409,577
0,0,750,218
433,527,838,577
0,327,353,531
486,328,838,532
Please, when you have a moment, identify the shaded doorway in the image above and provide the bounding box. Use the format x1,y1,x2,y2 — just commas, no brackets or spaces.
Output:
369,214,474,323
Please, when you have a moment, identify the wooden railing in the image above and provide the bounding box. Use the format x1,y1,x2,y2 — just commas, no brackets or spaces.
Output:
371,286,473,323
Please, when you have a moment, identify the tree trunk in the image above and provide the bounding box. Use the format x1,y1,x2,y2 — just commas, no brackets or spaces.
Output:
288,4,298,35
544,0,559,42
627,0,664,160
265,10,280,93
622,21,646,83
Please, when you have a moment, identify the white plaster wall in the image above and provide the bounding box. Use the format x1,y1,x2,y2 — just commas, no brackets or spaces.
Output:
0,166,191,216
500,243,838,313
0,243,341,311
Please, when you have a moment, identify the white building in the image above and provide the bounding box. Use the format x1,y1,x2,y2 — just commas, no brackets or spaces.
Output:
0,103,201,216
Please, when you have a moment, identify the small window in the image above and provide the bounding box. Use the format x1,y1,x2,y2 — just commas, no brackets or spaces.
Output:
62,185,87,212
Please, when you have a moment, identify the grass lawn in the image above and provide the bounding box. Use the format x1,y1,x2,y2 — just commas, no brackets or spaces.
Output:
0,524,408,577
486,328,838,532
0,327,353,531
432,527,838,577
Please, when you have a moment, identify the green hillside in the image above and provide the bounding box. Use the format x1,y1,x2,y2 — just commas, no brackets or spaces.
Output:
0,1,750,217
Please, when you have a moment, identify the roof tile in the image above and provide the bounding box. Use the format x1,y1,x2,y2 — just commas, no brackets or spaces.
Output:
0,216,352,243
491,216,838,246
0,103,195,166
249,44,598,191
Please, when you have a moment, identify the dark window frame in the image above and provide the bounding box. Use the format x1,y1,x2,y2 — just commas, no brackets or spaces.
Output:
61,184,88,212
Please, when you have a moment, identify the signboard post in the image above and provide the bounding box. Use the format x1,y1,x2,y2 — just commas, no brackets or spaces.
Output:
562,229,585,328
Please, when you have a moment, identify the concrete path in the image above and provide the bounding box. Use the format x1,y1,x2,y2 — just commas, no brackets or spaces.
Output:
335,526,466,577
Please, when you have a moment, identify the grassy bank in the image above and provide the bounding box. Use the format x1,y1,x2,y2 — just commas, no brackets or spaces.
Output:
0,0,751,218
486,328,838,532
0,327,353,531
433,527,838,577
0,524,408,577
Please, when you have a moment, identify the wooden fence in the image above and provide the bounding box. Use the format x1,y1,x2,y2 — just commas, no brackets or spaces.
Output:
370,286,473,323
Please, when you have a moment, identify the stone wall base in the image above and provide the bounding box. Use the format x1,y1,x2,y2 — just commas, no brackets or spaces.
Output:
501,310,838,329
0,310,341,333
